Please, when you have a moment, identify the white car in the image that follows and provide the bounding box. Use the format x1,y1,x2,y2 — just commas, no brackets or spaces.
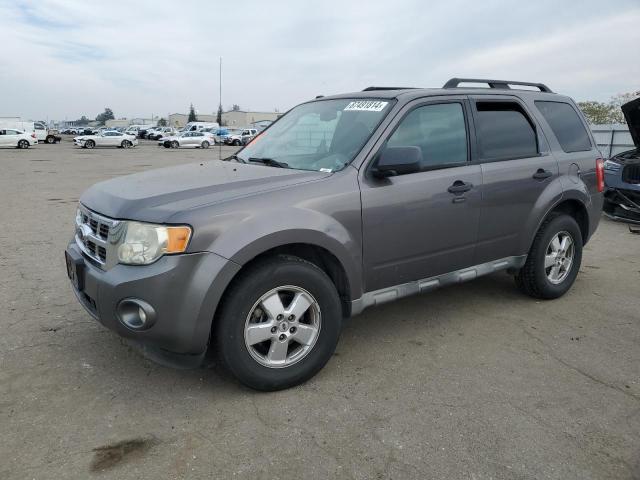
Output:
0,129,37,148
158,131,212,149
74,130,138,149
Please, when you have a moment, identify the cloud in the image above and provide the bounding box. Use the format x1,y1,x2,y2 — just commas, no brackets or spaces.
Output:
0,0,637,121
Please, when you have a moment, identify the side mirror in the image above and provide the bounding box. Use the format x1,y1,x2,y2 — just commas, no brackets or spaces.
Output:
372,146,422,178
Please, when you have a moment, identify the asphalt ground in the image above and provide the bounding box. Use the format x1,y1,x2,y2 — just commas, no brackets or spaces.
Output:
1,139,638,479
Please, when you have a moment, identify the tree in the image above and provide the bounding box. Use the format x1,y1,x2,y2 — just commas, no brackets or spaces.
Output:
577,101,616,125
157,118,167,127
188,103,198,122
577,90,640,125
216,104,223,125
75,115,89,125
232,104,241,111
95,108,115,125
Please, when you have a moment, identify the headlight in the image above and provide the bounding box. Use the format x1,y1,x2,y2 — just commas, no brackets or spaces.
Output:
603,160,621,171
117,221,192,265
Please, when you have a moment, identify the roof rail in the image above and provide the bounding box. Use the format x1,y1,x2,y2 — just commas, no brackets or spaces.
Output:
362,86,417,92
443,78,553,93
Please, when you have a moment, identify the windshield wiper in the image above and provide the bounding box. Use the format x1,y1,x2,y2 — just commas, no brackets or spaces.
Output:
248,157,289,168
223,154,247,163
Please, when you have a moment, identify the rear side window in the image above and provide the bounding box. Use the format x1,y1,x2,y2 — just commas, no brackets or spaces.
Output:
475,101,538,160
535,101,591,152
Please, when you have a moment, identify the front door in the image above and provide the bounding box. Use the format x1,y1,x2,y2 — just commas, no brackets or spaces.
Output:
360,98,482,292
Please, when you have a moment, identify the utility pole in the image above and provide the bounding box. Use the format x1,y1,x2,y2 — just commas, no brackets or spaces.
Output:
218,56,223,160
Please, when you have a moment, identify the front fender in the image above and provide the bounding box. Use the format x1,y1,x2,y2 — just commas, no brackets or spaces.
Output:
203,207,363,300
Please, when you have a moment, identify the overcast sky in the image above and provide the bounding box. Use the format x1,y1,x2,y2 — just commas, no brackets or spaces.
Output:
0,0,638,121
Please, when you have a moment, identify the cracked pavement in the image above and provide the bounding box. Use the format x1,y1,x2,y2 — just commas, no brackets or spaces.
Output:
1,140,639,479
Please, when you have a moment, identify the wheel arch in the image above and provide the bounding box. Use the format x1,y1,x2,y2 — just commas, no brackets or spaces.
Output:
526,196,590,253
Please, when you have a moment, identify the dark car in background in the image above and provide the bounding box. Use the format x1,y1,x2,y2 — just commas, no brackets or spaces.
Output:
603,98,640,223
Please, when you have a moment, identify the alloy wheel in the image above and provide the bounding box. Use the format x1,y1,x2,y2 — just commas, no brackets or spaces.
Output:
244,285,321,368
545,231,574,284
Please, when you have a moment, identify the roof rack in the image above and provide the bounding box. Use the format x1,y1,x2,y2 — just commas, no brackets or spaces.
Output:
443,78,553,93
362,86,417,91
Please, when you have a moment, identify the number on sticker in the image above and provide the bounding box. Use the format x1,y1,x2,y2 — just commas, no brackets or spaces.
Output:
344,101,388,112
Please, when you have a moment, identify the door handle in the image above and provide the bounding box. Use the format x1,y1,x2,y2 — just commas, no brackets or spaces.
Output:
532,168,553,180
448,180,473,194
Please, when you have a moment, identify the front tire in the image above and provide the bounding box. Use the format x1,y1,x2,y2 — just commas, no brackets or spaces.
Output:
85,140,95,149
233,139,241,146
171,140,179,148
515,214,583,299
215,255,342,391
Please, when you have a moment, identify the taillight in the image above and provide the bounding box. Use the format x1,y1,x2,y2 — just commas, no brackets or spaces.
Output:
31,133,36,139
595,157,604,192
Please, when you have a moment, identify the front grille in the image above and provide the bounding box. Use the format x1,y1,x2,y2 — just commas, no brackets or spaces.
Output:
75,205,119,269
622,165,640,184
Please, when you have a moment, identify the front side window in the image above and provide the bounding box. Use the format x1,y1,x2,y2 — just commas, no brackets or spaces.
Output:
475,101,538,160
535,101,591,153
386,102,468,170
238,98,394,172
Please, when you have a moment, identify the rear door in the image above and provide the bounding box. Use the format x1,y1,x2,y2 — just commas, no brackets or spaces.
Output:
470,95,560,264
360,97,482,291
0,130,8,146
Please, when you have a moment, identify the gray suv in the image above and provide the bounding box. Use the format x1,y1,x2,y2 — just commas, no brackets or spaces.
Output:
65,78,604,390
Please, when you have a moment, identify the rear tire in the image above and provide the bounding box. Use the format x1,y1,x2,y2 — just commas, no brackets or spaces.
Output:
201,141,210,149
515,214,583,299
121,140,132,148
18,140,29,149
215,255,342,391
46,136,55,144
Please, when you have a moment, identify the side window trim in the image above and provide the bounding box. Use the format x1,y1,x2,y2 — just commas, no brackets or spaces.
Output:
469,95,543,163
366,98,473,176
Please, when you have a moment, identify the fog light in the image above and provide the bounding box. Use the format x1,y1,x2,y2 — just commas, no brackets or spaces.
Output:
117,298,156,330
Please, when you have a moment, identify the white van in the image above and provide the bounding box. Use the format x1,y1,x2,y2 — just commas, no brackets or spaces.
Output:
183,122,219,132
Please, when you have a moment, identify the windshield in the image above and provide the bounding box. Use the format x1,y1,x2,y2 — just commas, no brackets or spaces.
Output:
237,98,393,172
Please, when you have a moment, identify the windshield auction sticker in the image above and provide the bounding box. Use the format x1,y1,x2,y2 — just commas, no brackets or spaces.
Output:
344,100,388,112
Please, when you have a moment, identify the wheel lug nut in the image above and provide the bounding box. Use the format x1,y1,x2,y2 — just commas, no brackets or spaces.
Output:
288,315,295,321
290,326,296,334
270,326,277,333
276,314,283,320
278,334,286,341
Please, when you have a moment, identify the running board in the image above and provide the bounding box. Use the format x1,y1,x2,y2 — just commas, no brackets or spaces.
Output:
350,255,527,316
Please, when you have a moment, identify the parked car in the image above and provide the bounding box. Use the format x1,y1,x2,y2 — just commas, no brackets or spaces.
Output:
225,128,257,146
0,129,37,148
73,130,138,149
603,97,640,223
43,128,62,144
148,127,176,141
66,78,604,391
159,131,212,148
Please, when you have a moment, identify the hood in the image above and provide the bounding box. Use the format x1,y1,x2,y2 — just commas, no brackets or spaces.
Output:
80,160,331,223
622,97,640,147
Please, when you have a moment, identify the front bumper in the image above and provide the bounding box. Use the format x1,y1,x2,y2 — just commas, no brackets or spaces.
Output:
65,241,240,356
604,187,640,224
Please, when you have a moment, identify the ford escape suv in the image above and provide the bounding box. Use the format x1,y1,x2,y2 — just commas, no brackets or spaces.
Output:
65,78,604,390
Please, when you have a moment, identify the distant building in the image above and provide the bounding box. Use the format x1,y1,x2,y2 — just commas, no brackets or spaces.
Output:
221,110,281,127
105,119,131,128
168,113,218,128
